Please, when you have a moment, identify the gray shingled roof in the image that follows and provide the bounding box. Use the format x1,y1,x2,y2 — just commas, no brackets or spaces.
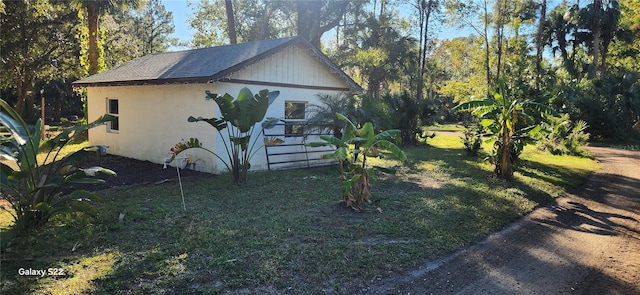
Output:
73,37,361,92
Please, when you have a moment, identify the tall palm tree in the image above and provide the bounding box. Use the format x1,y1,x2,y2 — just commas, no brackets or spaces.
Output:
76,0,139,75
578,0,621,78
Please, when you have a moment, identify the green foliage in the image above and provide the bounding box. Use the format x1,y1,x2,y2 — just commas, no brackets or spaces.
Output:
552,75,640,139
305,93,358,139
1,1,80,119
461,121,483,156
383,92,434,145
307,113,406,209
453,79,556,178
537,114,590,157
0,99,116,230
184,87,279,185
187,0,295,48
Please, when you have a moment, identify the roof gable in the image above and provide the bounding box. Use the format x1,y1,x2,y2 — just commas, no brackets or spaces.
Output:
73,37,361,92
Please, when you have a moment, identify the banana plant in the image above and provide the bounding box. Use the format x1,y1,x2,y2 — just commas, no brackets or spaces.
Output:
453,79,557,178
0,99,116,230
186,87,280,185
308,113,407,209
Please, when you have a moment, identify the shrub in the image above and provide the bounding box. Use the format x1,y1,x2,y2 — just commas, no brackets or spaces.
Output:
183,87,280,185
537,114,590,157
307,113,406,209
461,123,483,156
0,99,116,230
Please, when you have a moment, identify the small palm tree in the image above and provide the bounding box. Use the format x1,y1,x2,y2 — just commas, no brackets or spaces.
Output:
453,79,557,178
305,93,357,139
308,113,406,208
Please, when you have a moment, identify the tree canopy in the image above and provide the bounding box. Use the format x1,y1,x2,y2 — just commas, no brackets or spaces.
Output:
1,0,639,138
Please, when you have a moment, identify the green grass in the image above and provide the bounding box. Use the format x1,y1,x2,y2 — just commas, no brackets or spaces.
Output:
423,123,466,132
0,134,598,294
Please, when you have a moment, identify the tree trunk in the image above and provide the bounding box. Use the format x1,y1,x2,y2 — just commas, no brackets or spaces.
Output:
494,0,506,83
483,2,491,94
499,125,513,178
535,0,547,90
53,84,64,122
590,0,602,78
296,1,321,47
87,4,99,75
224,0,237,44
418,0,434,101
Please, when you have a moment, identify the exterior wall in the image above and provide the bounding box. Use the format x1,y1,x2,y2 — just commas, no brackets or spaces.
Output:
229,44,345,88
87,46,351,174
87,84,219,173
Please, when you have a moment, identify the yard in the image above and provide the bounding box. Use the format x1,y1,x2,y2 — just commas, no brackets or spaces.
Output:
0,133,597,294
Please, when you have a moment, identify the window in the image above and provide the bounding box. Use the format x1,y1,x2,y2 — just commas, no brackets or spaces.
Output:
284,101,306,137
107,98,119,132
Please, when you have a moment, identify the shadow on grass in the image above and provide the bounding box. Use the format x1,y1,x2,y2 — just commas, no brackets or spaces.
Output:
0,144,602,294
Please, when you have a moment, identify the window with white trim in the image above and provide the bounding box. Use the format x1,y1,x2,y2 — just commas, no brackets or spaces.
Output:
107,98,119,132
284,101,306,137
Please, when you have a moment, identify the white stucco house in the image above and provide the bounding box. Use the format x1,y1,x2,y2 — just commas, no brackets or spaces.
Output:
73,37,362,173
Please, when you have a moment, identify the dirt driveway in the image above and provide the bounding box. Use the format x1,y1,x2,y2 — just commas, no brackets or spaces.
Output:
360,147,640,294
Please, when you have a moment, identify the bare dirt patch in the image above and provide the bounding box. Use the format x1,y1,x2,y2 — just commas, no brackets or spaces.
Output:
66,154,210,193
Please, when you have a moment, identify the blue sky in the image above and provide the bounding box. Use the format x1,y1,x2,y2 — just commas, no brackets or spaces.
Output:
161,0,193,49
160,0,537,50
161,0,568,50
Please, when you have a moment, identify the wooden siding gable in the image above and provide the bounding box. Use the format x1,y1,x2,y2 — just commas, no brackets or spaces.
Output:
225,45,350,91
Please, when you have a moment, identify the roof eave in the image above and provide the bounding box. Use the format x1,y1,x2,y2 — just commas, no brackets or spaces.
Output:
72,76,214,87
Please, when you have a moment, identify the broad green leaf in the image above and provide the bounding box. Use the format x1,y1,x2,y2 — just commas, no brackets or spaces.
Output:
212,92,238,124
452,99,494,112
480,119,496,128
261,117,280,129
335,113,357,141
360,122,375,147
0,99,29,146
188,116,227,131
374,129,400,141
249,89,279,125
375,140,407,161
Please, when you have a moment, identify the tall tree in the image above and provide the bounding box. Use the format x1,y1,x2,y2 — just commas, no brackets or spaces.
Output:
412,0,439,101
224,0,237,44
0,1,79,118
134,0,177,54
296,0,350,47
76,0,139,75
445,0,492,94
543,2,579,75
188,0,294,47
535,0,547,89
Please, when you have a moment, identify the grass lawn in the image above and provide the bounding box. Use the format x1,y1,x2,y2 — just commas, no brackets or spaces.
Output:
0,134,597,294
423,123,466,132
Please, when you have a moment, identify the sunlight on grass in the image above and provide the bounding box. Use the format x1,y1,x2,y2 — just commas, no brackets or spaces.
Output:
35,252,119,295
0,200,15,228
37,141,90,165
424,123,465,132
426,133,463,149
1,133,601,294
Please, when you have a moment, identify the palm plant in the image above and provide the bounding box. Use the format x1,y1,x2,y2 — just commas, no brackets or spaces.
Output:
305,93,355,139
453,79,556,178
184,87,279,185
308,113,406,209
0,99,116,229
